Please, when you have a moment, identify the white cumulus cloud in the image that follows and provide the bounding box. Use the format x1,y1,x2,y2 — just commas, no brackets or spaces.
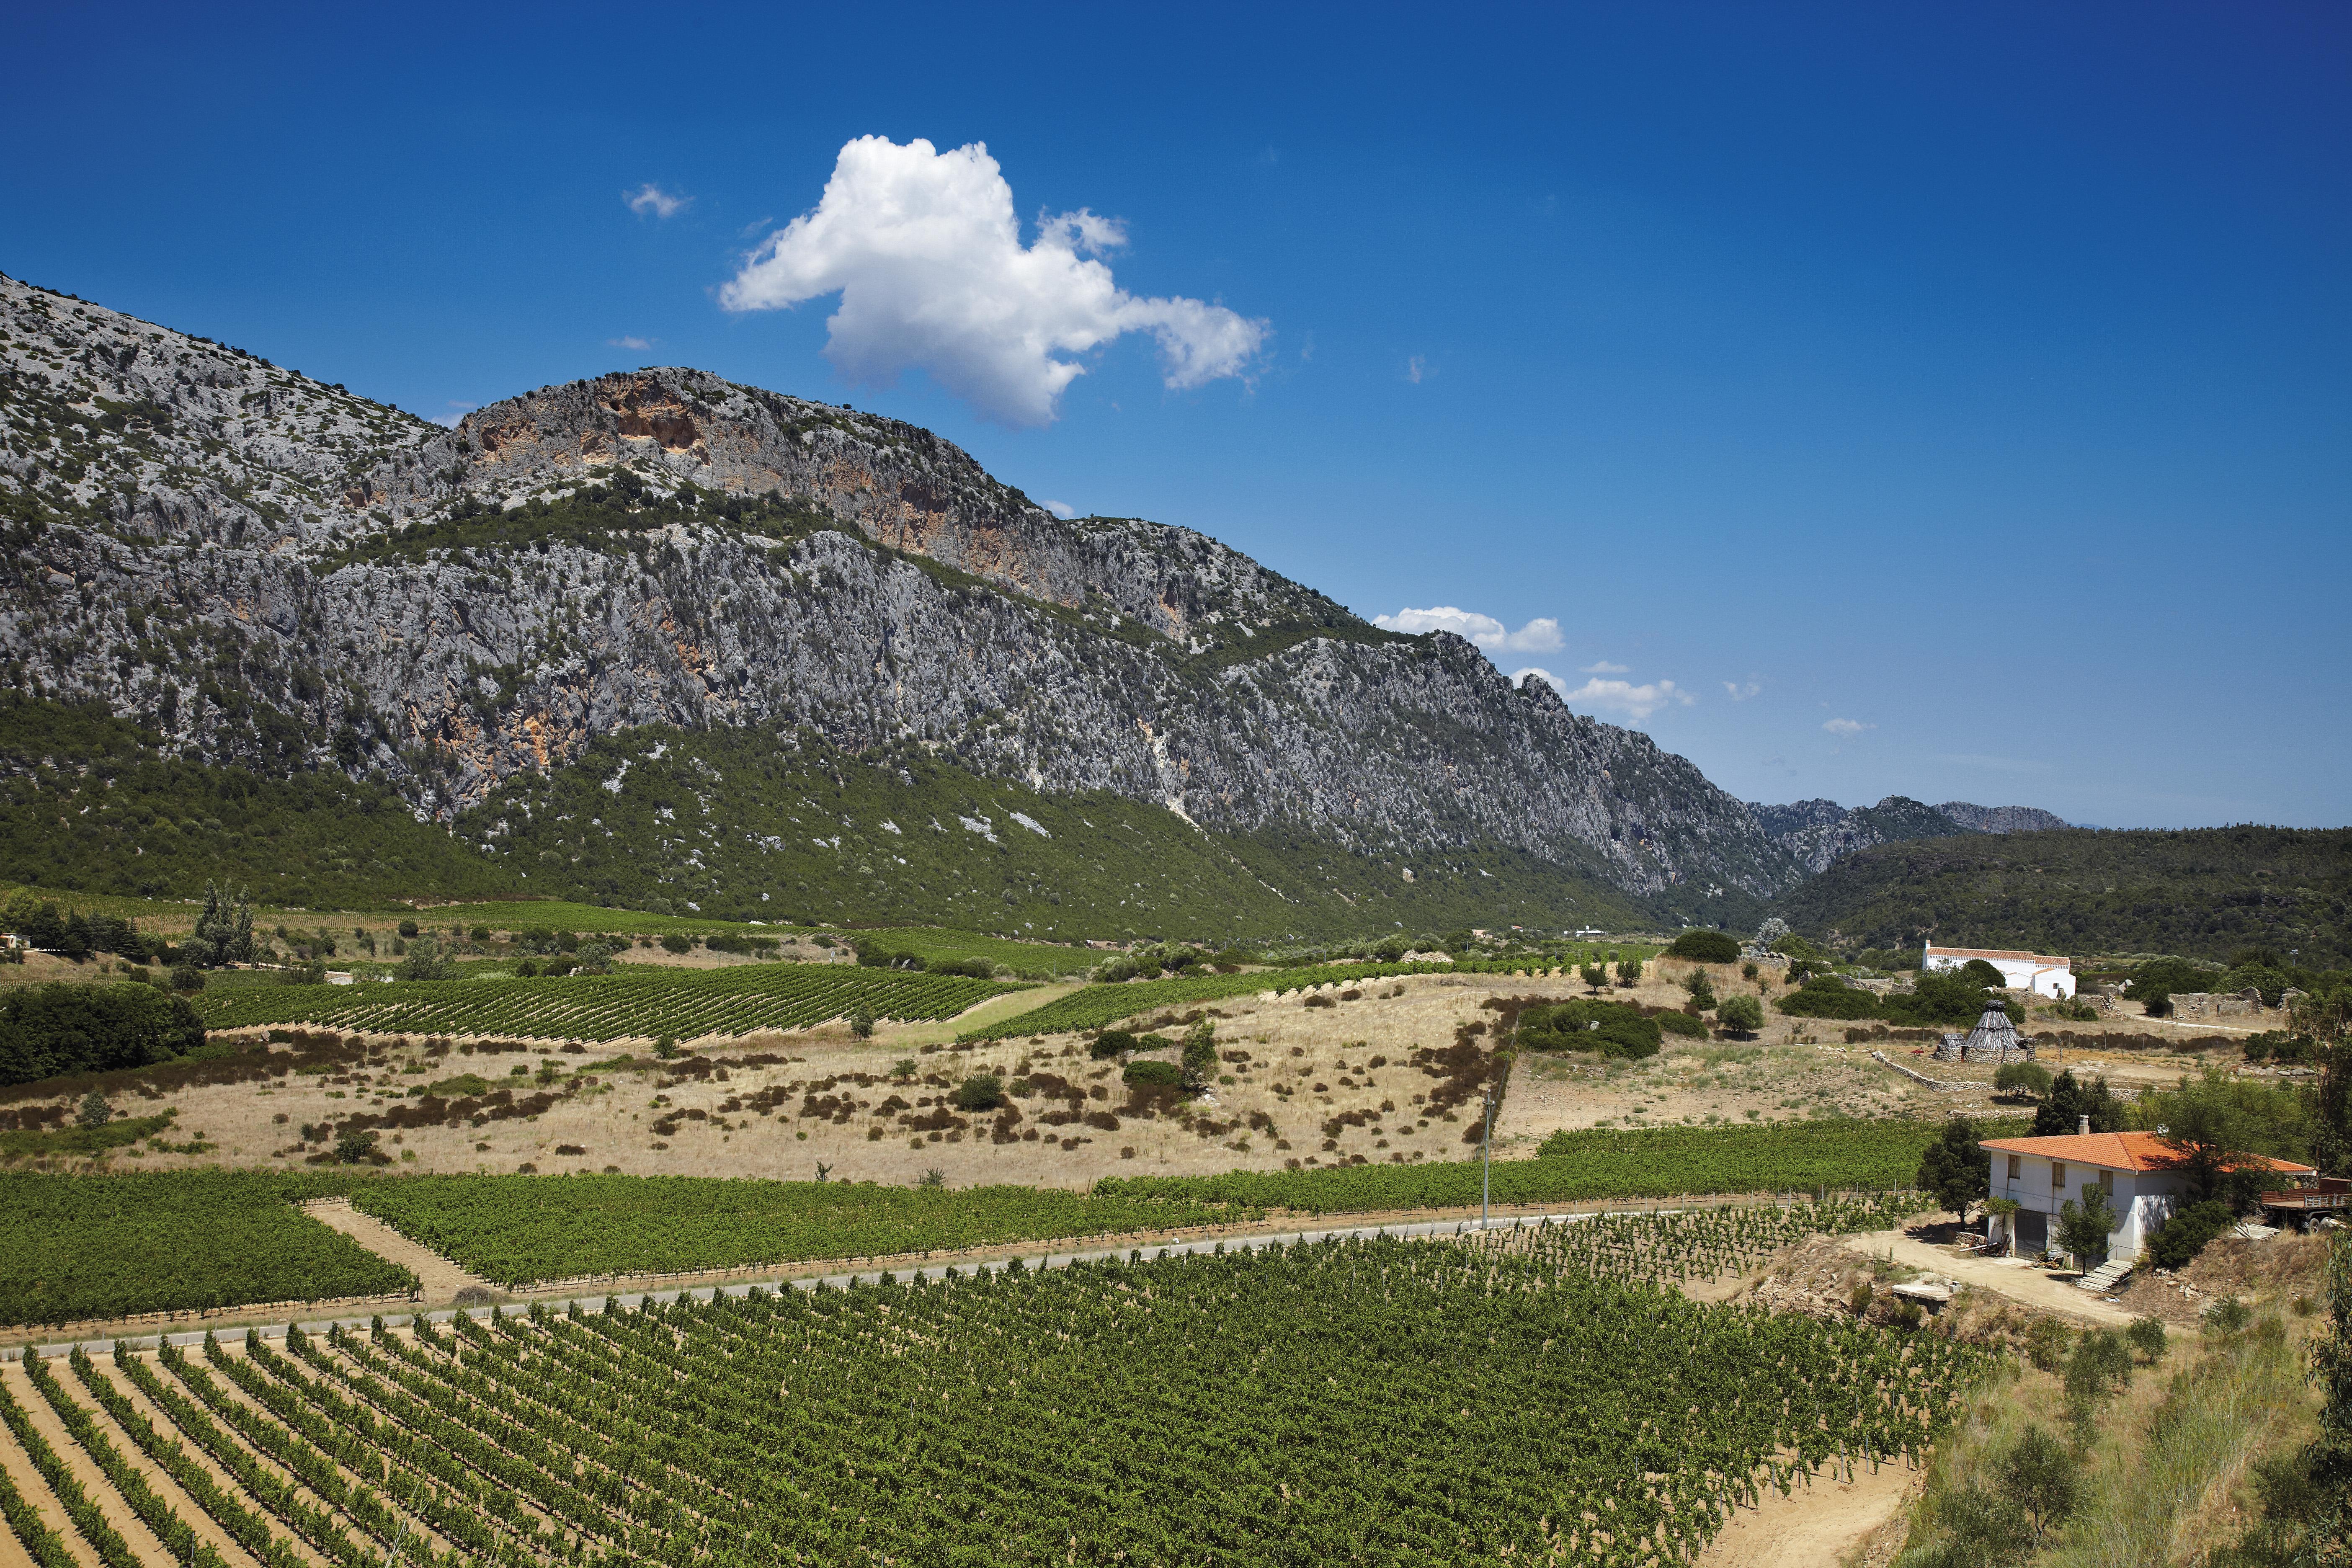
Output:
1723,679,1761,701
1518,668,1696,720
719,136,1269,427
1822,717,1875,735
1373,606,1562,654
1580,659,1630,674
625,184,689,219
608,335,654,351
1040,499,1078,520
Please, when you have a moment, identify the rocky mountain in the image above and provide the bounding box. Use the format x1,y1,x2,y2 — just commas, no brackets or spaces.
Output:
1746,796,1971,876
1934,801,2072,836
0,273,1800,930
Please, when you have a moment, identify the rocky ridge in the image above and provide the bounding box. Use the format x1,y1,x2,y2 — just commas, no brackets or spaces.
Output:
0,273,1800,914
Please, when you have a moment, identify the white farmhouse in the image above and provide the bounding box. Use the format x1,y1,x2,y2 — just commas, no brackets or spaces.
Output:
1922,943,2076,999
1979,1126,2315,1260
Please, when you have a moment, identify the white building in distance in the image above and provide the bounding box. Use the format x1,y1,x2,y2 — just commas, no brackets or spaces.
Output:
1922,942,2076,999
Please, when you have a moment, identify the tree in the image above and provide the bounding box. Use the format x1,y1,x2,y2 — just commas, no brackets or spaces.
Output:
1916,1116,1989,1216
397,938,453,982
1717,994,1764,1038
1682,969,1718,1012
1614,958,1642,988
1995,1060,2054,1100
1754,916,1791,950
2133,1064,2315,1204
333,1126,379,1164
183,882,255,968
1090,1029,1135,1061
2289,983,2351,1179
652,1034,679,1060
1579,963,1607,993
76,1090,112,1128
2125,1314,2168,1364
1996,1426,2083,1547
0,983,206,1087
848,1004,875,1039
1180,1018,1217,1089
2033,1069,2126,1137
2056,1180,2121,1269
1957,958,2007,990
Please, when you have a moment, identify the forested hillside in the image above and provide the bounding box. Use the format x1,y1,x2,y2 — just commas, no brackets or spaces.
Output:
1775,825,2352,963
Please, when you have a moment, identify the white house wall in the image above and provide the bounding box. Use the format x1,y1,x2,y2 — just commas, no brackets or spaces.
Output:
1988,1153,2171,1258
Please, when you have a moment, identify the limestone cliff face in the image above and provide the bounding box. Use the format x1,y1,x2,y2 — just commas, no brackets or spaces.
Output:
0,273,1802,903
1747,796,1972,875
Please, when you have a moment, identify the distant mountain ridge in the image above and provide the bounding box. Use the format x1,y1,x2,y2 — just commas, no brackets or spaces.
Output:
1934,802,2072,835
0,272,1803,931
1745,795,2072,876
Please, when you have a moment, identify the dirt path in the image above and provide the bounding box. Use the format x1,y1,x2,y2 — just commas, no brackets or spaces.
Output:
880,982,1083,1048
299,1201,493,1306
0,1361,176,1568
68,1359,268,1568
1836,1230,2141,1326
1696,1460,1922,1568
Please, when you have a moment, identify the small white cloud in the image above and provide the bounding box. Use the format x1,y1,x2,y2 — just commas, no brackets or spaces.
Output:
1406,355,1429,384
1373,606,1561,654
608,335,654,351
720,136,1267,427
1823,718,1875,736
625,184,689,219
431,400,476,429
1040,498,1078,520
1580,660,1630,675
1519,668,1696,720
1723,679,1761,702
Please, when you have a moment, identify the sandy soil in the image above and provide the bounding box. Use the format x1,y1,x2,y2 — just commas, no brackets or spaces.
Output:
1834,1229,2143,1326
7,962,2254,1193
300,1199,493,1303
1695,1460,1924,1568
71,1359,274,1568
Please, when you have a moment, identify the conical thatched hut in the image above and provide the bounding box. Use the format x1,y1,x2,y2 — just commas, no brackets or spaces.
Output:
1960,1003,2030,1063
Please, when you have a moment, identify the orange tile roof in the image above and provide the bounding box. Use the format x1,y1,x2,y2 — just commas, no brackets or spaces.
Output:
1980,1130,2316,1176
1928,945,2071,967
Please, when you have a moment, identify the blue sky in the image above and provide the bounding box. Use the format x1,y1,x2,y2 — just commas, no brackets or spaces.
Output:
9,2,2346,828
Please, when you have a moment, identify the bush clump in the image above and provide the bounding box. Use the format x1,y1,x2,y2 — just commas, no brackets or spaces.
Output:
1515,1000,1662,1059
1666,930,1740,964
950,1075,1005,1112
1122,1060,1181,1088
1090,1029,1136,1061
2147,1198,2236,1270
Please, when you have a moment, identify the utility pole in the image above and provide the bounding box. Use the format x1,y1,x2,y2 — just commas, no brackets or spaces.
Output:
1480,1085,1494,1229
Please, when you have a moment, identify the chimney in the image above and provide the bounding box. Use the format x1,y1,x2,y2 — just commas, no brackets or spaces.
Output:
2079,1114,2091,1136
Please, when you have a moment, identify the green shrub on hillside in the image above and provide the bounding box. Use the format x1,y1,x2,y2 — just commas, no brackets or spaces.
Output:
1667,930,1741,964
1514,1000,1662,1059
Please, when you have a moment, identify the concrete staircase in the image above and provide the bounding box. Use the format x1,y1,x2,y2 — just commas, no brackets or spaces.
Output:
2076,1258,2133,1295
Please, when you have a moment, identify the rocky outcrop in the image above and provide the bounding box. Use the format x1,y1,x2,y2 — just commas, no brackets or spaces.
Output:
0,272,1805,905
1746,796,1971,875
1934,802,2071,835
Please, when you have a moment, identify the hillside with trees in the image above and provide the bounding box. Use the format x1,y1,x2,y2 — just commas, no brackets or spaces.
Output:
1774,825,2352,963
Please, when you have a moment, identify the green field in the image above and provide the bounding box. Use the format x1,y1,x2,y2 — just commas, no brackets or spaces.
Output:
192,963,1021,1042
1093,1115,2029,1214
349,1174,1255,1285
97,1233,1975,1565
961,952,1665,1039
0,1172,409,1328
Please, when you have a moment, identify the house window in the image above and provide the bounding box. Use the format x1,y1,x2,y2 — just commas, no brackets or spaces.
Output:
2007,1155,2021,1181
2099,1170,2114,1195
2051,1162,2066,1191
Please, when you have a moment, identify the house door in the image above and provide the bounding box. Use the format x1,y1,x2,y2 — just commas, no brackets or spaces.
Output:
2016,1208,2048,1254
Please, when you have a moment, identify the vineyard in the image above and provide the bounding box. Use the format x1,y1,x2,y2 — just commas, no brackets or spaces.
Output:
962,953,1676,1039
0,1231,1987,1567
193,964,1021,1042
348,1174,1256,1287
1,1173,410,1329
1095,1115,2030,1213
